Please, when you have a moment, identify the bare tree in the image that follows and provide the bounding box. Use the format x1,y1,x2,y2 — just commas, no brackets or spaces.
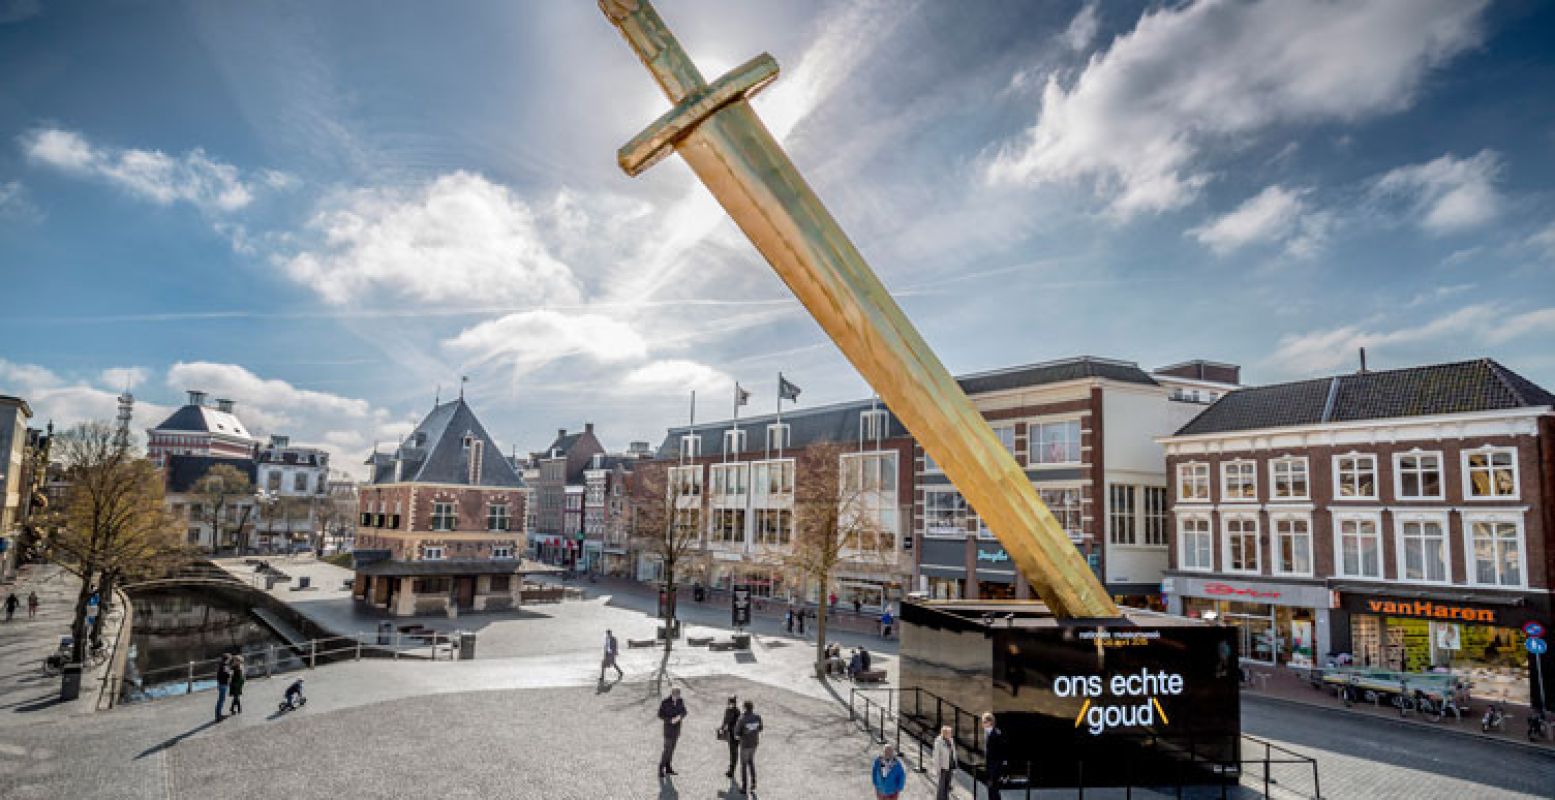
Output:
629,461,705,652
314,491,356,554
43,422,189,660
191,463,253,553
786,440,893,678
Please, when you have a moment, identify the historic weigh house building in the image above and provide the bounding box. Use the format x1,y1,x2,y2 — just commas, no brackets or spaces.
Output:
1159,359,1553,708
354,398,540,617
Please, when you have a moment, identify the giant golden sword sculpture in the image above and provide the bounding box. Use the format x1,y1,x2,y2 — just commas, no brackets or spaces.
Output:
601,0,1118,619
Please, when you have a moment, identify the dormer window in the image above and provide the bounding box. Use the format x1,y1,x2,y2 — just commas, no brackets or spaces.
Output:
723,428,747,455
861,409,887,442
766,423,790,453
680,434,701,459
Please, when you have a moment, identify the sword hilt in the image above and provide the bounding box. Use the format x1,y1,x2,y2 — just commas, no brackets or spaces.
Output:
600,0,707,104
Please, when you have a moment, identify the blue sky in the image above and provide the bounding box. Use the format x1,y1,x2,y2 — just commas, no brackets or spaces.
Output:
2,0,1554,476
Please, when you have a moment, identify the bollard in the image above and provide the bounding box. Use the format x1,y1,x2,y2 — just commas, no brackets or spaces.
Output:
267,645,275,677
394,631,401,660
186,662,195,695
309,640,317,669
355,636,362,661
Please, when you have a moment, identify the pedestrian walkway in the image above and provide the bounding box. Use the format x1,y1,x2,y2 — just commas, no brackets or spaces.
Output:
0,563,126,721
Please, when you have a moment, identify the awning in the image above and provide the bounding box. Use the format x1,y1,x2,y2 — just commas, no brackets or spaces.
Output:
1330,583,1529,606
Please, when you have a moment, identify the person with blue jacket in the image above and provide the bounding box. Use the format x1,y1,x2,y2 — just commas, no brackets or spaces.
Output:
872,744,907,799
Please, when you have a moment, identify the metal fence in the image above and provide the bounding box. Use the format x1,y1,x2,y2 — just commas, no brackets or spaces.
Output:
115,629,463,705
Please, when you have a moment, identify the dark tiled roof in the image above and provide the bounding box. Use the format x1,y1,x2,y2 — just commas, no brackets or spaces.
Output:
657,399,907,458
1175,359,1555,436
956,356,1157,395
165,455,257,493
152,404,254,439
372,399,524,487
546,432,584,454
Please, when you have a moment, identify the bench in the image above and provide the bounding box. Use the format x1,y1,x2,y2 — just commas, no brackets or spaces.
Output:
686,636,714,647
627,638,658,648
708,640,737,652
853,669,887,684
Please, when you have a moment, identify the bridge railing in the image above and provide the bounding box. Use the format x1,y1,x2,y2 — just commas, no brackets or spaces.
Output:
115,629,465,705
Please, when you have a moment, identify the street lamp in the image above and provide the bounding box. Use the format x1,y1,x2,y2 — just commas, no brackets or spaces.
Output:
255,489,278,555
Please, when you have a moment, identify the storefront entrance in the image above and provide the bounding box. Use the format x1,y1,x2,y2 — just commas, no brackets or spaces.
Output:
1349,613,1531,703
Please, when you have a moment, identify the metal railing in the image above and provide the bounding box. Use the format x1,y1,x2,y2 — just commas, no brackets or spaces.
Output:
94,588,135,711
114,629,464,705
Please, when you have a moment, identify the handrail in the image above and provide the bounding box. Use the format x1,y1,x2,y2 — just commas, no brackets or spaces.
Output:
94,586,135,711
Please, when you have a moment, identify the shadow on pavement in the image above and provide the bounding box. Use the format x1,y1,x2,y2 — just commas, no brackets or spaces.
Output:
12,694,65,714
134,719,219,759
657,777,680,798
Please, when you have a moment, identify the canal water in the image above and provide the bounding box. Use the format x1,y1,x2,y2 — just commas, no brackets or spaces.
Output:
122,586,302,702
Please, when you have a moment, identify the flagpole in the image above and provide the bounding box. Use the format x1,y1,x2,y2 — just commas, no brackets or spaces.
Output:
774,372,783,458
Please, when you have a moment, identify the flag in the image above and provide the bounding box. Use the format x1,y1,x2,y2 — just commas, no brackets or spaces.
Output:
735,383,751,407
778,373,801,402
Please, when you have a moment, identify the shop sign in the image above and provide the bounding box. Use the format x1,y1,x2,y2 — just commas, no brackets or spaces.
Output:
1202,582,1280,599
976,549,1010,564
1347,596,1498,624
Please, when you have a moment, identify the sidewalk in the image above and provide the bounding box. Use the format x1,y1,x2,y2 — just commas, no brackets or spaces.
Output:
1240,662,1553,751
0,563,126,720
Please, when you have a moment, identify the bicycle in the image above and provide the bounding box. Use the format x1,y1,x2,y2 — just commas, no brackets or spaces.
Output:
1529,708,1549,742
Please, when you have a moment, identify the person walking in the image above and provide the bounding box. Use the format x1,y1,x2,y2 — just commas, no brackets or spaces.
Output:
228,655,246,715
27,591,39,619
854,597,863,616
719,696,741,779
872,744,907,799
601,629,624,681
3,593,17,622
784,609,794,635
657,687,686,779
829,592,837,611
736,699,764,796
797,608,806,636
214,654,232,722
933,725,957,800
981,712,1005,799
880,609,894,638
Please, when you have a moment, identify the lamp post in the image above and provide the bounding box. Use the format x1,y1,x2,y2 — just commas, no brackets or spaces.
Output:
255,489,277,555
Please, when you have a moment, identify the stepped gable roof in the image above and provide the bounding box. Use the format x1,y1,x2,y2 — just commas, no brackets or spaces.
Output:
956,356,1157,395
165,455,257,493
379,398,523,487
1175,358,1555,436
152,404,253,439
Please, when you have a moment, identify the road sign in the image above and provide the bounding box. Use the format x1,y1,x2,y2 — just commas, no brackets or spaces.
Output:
1528,637,1549,656
731,585,752,628
1524,621,1546,638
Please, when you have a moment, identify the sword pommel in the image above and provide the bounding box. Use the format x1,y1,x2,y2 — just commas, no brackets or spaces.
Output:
600,0,707,104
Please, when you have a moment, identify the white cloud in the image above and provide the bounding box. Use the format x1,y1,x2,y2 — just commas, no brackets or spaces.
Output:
1267,303,1555,374
1062,2,1100,52
1188,185,1331,257
1373,150,1502,234
0,180,39,222
1485,308,1555,345
283,171,583,307
99,367,149,391
620,360,733,397
987,0,1487,217
442,310,647,377
1521,219,1555,262
19,128,285,213
0,359,174,439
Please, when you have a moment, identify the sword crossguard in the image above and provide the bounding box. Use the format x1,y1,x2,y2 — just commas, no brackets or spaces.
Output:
617,53,780,177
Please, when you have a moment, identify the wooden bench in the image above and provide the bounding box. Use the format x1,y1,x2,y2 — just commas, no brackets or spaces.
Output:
627,638,658,648
708,640,737,652
686,636,714,647
853,669,887,684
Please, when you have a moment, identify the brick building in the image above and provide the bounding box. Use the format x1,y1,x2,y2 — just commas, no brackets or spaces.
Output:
585,445,652,577
146,390,257,465
529,424,605,568
1158,358,1553,707
353,397,542,617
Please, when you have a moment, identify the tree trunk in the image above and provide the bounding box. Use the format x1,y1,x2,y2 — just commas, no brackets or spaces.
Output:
91,572,117,648
814,570,831,678
663,556,676,655
68,571,96,663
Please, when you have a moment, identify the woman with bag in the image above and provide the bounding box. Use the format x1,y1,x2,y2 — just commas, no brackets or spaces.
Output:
932,725,957,799
872,745,906,799
718,696,740,779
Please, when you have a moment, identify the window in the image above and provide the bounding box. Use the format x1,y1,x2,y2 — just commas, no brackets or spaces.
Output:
422,546,445,560
1270,457,1308,500
431,502,456,531
921,449,940,473
1468,518,1523,587
413,577,450,593
489,575,511,592
267,471,281,491
1039,488,1083,541
1273,515,1312,576
492,545,514,559
1032,420,1081,464
709,464,748,498
1334,454,1377,500
1221,461,1257,501
753,508,792,546
668,465,702,497
751,459,795,498
1397,517,1447,583
861,409,888,441
1179,516,1213,571
1143,486,1168,546
723,428,747,455
1177,463,1210,501
712,508,746,543
842,451,899,544
487,504,510,531
293,472,308,492
1336,515,1382,579
841,451,897,494
679,434,701,459
924,489,970,536
1395,452,1443,500
1223,515,1260,573
992,424,1016,458
1464,448,1518,499
765,423,790,452
1109,485,1136,545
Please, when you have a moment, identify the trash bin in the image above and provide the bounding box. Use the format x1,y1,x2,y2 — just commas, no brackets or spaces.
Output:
731,633,751,650
459,632,477,660
377,621,393,645
297,576,311,590
59,663,83,701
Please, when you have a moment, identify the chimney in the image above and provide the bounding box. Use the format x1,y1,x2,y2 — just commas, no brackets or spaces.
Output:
1358,347,1368,374
215,398,235,413
558,428,567,439
585,422,594,435
187,389,207,406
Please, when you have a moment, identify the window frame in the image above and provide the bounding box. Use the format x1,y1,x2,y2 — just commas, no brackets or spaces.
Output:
1030,419,1082,466
1177,514,1214,572
1038,487,1084,542
422,545,446,561
1270,511,1313,578
1332,453,1379,501
1108,484,1136,545
1332,510,1384,579
1462,511,1527,588
1393,449,1445,501
1220,459,1258,503
922,488,970,538
1393,510,1450,585
1268,456,1310,501
1461,446,1520,501
1220,512,1261,575
430,502,457,532
1177,462,1210,502
486,503,511,532
491,545,514,559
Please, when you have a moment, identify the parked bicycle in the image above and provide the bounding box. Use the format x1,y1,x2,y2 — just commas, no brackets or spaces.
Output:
1481,696,1506,733
40,637,107,676
1529,707,1549,742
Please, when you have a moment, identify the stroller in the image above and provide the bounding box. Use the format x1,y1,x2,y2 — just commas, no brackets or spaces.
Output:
277,678,307,713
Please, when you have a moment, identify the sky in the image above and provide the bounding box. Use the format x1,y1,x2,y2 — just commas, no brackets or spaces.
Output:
2,0,1555,478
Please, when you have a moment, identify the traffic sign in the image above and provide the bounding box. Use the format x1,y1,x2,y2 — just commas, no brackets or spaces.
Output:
1523,621,1546,638
1527,637,1549,656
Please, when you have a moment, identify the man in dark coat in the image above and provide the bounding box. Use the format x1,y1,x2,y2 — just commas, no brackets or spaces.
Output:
657,687,687,778
981,712,1005,798
719,696,741,778
214,654,232,722
737,700,764,796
